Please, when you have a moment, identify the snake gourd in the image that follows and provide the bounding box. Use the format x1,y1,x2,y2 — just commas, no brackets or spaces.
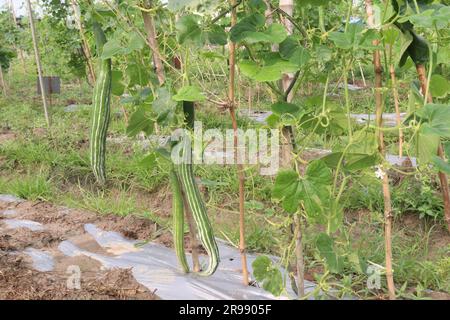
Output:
170,167,190,273
172,101,220,276
90,22,112,185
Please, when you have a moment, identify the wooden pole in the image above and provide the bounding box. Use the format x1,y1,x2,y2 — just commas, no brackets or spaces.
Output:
229,0,249,286
141,0,165,86
365,0,396,300
26,0,51,127
9,0,26,70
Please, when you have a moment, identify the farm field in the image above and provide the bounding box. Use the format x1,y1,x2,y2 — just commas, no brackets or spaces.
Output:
0,0,449,302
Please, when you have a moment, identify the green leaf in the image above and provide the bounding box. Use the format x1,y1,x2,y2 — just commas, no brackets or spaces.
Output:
101,39,125,59
128,32,145,52
244,23,288,44
432,155,450,175
248,0,267,13
416,104,450,138
172,86,205,102
176,15,202,44
429,74,449,98
111,70,125,96
329,24,379,51
316,233,341,273
153,88,177,123
206,25,227,45
229,14,265,43
239,57,299,82
252,255,284,297
126,106,154,137
272,170,298,199
417,124,440,164
305,160,332,185
272,161,332,215
271,102,300,115
126,62,150,87
252,255,272,281
139,153,157,168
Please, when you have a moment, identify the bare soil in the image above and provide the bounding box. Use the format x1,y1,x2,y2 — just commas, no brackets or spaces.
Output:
0,197,170,300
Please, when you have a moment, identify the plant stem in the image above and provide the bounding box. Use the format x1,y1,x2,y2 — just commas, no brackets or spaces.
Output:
387,45,403,157
365,0,396,300
229,0,249,286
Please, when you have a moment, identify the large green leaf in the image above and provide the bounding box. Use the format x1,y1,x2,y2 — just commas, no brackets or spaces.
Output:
229,14,266,43
128,32,146,52
416,104,450,138
429,74,449,98
417,124,440,164
111,70,125,96
239,56,299,82
272,160,332,215
316,233,341,273
328,24,379,51
126,106,154,137
252,255,284,297
271,102,300,115
242,23,288,44
172,86,206,102
101,39,125,59
432,155,450,175
126,62,150,87
153,88,177,124
176,15,203,44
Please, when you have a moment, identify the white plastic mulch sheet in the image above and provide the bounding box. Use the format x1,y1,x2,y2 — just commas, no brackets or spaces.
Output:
58,224,314,300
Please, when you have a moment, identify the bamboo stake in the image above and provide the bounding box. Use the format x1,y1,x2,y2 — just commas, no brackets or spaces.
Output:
9,0,26,70
26,0,51,127
293,214,305,297
229,0,249,286
141,0,165,86
70,0,96,85
365,0,395,300
416,64,450,232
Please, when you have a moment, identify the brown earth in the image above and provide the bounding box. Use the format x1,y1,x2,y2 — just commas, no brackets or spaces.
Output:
0,197,175,300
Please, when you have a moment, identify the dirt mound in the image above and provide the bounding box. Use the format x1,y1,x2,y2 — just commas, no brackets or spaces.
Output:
0,197,166,300
0,252,157,300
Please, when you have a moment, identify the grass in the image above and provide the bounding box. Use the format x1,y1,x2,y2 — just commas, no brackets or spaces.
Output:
0,170,54,201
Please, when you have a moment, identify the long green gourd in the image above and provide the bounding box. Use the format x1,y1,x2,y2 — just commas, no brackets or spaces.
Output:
170,167,190,273
174,101,220,276
90,22,112,185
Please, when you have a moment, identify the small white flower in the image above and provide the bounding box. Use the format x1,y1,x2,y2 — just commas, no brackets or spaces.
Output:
375,166,385,179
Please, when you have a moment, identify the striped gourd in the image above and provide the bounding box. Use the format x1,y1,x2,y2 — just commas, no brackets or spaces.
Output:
170,167,190,273
90,22,112,185
174,101,220,276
